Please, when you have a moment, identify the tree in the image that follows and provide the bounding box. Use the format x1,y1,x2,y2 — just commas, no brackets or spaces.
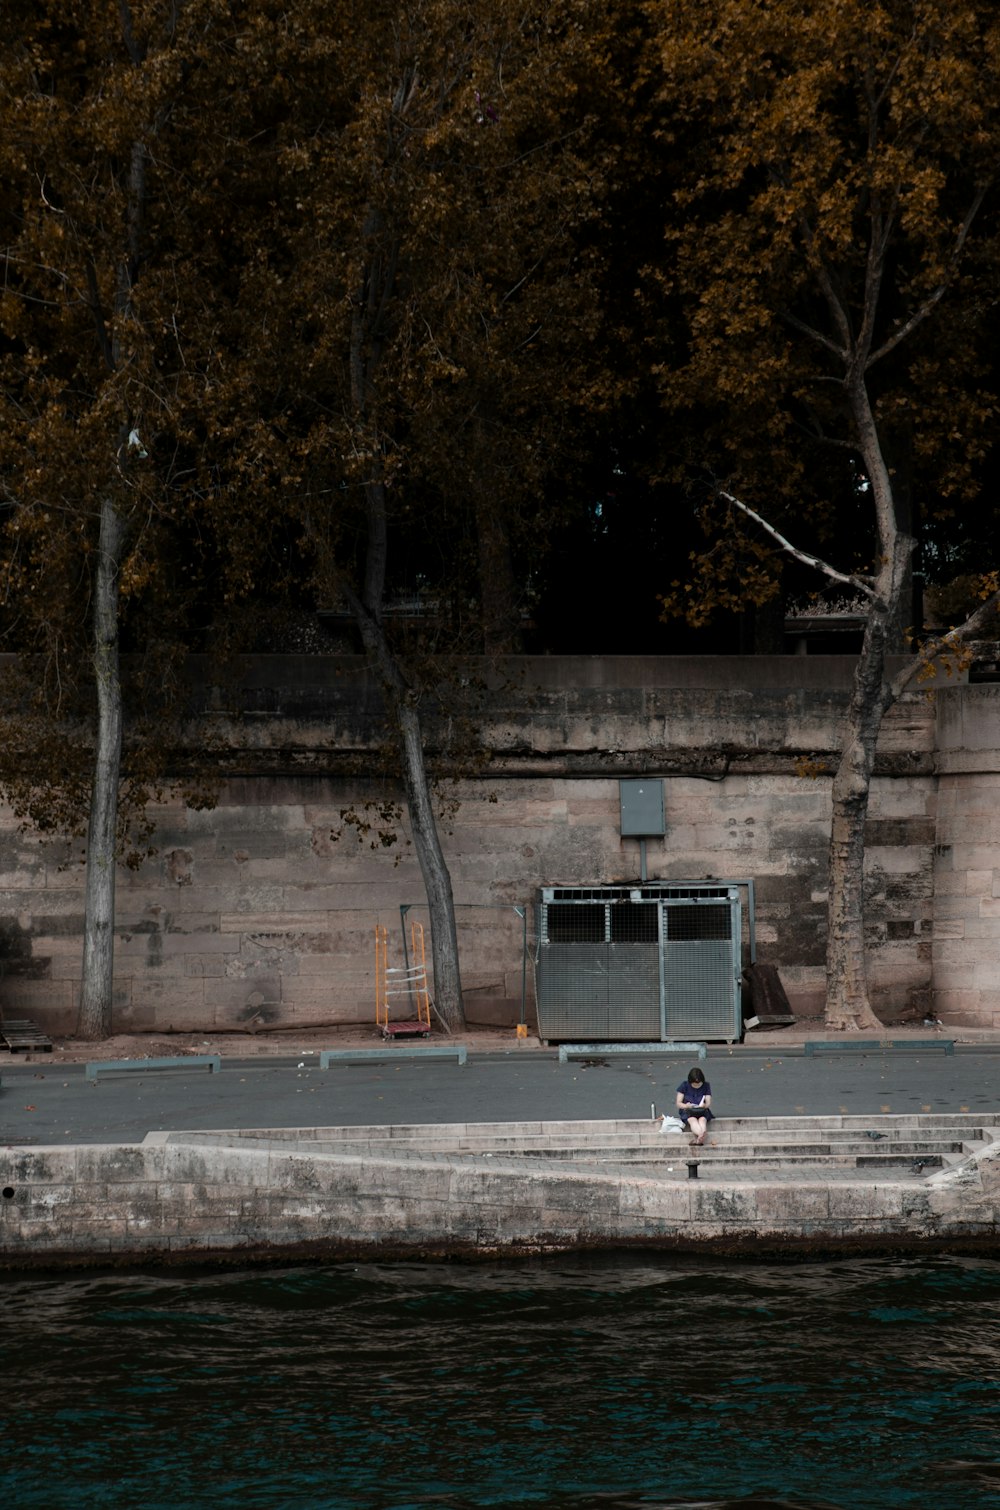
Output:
194,0,615,1030
645,0,1000,1027
0,2,234,1036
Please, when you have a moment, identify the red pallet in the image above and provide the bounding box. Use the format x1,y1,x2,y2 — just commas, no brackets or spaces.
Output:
380,1020,431,1039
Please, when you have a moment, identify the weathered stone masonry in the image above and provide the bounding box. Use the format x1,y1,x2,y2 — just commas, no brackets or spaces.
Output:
0,655,996,1033
3,1123,1000,1264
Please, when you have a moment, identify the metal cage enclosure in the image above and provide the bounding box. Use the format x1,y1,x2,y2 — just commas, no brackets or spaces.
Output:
536,883,745,1042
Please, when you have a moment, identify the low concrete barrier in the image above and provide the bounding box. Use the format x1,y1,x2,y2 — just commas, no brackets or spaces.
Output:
85,1054,222,1081
318,1045,467,1068
558,1042,707,1063
803,1039,954,1057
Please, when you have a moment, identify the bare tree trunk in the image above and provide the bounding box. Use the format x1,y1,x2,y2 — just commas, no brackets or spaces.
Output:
349,588,466,1031
824,610,889,1031
342,103,468,1028
76,54,148,1036
344,462,467,1030
395,695,464,1032
78,494,125,1039
822,373,913,1030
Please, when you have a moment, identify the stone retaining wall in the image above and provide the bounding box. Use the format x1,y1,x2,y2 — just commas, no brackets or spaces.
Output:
0,656,997,1032
1,1130,997,1265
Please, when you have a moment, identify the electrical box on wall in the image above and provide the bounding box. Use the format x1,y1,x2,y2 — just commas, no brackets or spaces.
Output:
619,779,665,837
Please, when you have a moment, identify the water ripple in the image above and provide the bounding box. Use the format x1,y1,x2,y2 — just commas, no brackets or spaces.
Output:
1,1255,999,1509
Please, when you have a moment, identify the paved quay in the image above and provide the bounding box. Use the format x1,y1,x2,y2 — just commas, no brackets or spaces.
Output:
1,1024,998,1147
1,1025,999,1265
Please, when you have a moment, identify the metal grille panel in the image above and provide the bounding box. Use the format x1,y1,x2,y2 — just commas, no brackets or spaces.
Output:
536,884,743,1042
536,944,610,1038
535,943,662,1037
663,940,737,1038
608,945,661,1038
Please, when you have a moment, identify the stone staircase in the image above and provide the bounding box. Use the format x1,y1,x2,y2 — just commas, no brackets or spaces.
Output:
204,1111,1000,1181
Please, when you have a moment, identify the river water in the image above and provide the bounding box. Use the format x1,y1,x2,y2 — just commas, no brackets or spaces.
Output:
2,1254,999,1510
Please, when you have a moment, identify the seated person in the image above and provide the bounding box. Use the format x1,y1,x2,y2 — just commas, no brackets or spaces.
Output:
674,1066,713,1145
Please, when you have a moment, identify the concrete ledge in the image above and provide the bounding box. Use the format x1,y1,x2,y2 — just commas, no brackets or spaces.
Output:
559,1042,707,1063
85,1054,222,1082
318,1045,467,1068
3,1115,998,1267
803,1039,954,1057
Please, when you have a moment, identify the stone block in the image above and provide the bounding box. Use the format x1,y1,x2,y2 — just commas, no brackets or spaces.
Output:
933,981,982,1014
161,931,241,956
964,989,1000,1015
282,984,369,1018
931,957,978,990
109,997,157,1032
22,1186,78,1219
73,1146,154,1185
933,895,978,921
689,1186,758,1223
18,1218,98,1246
958,916,1000,943
0,866,48,889
219,911,330,934
188,803,303,835
3,1147,79,1186
128,979,206,1027
163,1144,264,1186
866,847,930,876
161,913,225,935
869,781,935,818
947,815,1000,844
826,1185,904,1219
865,818,936,846
618,1180,692,1220
754,1186,831,1223
950,845,1000,874
183,955,229,978
225,951,300,981
42,864,90,891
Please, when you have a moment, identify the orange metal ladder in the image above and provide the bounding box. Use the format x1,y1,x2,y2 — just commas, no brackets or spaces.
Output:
375,921,432,1037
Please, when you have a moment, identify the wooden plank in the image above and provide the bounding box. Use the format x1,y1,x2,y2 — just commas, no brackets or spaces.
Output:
0,1019,53,1053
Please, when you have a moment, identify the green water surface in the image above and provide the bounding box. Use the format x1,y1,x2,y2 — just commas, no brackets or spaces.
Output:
2,1254,998,1509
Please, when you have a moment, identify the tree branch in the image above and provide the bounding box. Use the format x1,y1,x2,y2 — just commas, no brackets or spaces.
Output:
790,414,859,452
85,259,115,371
797,212,853,355
867,184,990,368
855,185,898,369
718,488,877,599
118,0,146,65
888,587,1000,700
780,308,847,361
